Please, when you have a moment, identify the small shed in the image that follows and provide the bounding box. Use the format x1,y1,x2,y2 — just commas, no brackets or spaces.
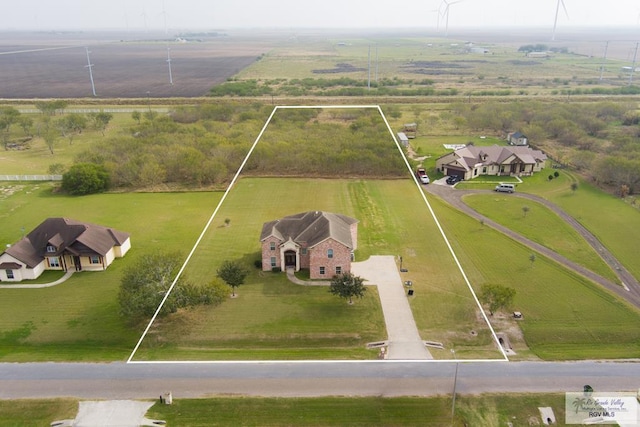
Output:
402,123,417,139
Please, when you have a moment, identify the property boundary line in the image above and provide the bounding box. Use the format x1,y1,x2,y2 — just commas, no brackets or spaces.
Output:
127,104,508,364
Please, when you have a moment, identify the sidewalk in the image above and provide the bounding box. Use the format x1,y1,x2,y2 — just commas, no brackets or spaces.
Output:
0,270,74,289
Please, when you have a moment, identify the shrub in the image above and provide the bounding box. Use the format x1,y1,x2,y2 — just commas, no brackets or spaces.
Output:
61,163,110,195
254,260,263,269
272,267,281,273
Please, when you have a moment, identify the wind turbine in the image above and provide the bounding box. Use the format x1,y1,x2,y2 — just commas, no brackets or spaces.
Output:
551,0,569,41
440,0,462,38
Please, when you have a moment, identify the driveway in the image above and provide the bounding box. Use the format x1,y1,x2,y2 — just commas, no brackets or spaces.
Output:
424,183,640,309
351,256,433,360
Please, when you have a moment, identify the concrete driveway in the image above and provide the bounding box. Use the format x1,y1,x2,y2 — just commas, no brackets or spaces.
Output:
351,256,433,360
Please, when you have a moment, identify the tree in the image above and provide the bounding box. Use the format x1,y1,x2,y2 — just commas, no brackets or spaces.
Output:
329,272,367,304
529,253,536,267
479,284,516,316
216,260,249,297
131,111,142,124
570,182,578,193
522,205,530,218
118,251,228,324
88,111,113,136
56,113,87,144
61,163,110,195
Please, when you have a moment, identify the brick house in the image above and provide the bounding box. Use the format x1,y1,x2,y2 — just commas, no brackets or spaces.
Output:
260,211,358,279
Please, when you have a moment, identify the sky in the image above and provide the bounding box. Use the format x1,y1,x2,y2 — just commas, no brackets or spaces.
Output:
1,0,640,31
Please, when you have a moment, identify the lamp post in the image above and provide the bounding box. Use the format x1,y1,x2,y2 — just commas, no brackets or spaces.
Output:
451,348,459,426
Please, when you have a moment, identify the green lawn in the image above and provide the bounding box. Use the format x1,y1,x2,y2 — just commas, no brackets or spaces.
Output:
0,394,569,427
431,197,640,360
522,171,640,283
462,194,619,283
136,177,502,361
0,183,220,361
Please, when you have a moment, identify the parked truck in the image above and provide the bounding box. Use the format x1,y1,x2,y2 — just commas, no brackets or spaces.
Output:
416,167,430,184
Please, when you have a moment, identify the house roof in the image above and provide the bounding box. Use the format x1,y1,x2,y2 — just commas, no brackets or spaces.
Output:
260,211,357,250
438,144,546,171
2,218,130,268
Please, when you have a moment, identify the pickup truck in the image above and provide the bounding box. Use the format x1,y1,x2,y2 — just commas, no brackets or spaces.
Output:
416,168,430,184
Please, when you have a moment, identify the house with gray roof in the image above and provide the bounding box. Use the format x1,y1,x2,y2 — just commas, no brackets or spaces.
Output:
0,218,131,282
436,144,547,180
260,211,358,279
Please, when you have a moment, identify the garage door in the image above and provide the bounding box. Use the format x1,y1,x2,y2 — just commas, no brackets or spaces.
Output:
446,167,465,178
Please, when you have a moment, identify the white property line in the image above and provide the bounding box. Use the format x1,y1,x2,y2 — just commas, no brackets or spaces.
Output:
128,104,507,363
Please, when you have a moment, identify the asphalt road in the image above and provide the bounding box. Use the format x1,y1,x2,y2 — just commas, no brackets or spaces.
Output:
1,361,639,399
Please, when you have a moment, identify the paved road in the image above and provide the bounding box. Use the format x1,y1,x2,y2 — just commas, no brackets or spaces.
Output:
0,361,638,399
424,183,640,309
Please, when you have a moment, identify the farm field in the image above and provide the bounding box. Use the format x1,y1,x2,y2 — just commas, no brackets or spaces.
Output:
0,30,271,98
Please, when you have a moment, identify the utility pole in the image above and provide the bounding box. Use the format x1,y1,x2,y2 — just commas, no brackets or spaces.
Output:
85,47,96,97
167,47,173,85
599,41,609,81
629,42,639,86
451,349,459,426
367,44,371,90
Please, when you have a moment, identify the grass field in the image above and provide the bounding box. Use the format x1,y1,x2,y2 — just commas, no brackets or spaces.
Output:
0,393,569,426
135,177,502,361
0,183,220,361
462,194,619,283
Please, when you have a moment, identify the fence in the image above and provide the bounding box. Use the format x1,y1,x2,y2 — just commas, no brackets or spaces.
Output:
0,175,62,181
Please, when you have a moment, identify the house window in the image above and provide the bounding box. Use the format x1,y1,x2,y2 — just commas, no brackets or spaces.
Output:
270,257,276,268
301,248,307,255
49,257,60,268
6,270,14,279
335,266,342,275
482,167,487,173
474,169,478,176
90,256,100,264
270,242,276,251
319,266,325,275
327,249,333,259
46,245,56,253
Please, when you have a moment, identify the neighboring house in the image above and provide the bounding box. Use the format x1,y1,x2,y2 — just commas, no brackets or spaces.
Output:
260,211,358,280
0,218,131,282
397,132,409,147
507,131,528,146
436,144,547,180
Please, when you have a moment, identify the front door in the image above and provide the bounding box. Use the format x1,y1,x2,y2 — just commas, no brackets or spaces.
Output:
73,256,82,271
284,251,296,268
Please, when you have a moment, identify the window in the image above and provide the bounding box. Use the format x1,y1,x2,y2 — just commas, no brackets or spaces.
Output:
482,167,487,173
90,256,100,264
270,257,276,268
46,245,56,253
270,242,276,251
301,248,307,255
319,266,325,275
327,249,333,259
49,257,60,268
335,266,342,275
6,270,14,279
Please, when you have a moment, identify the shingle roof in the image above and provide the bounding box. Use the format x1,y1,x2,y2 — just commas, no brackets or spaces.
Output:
439,145,546,170
2,218,130,268
260,211,357,249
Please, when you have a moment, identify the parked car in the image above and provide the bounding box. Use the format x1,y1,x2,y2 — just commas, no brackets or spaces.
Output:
446,175,462,185
495,183,515,193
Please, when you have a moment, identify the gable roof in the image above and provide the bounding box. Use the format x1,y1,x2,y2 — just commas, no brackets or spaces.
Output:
2,218,130,268
438,144,546,171
260,211,357,249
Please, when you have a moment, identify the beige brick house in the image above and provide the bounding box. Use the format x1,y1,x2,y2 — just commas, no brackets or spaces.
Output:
260,211,358,279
